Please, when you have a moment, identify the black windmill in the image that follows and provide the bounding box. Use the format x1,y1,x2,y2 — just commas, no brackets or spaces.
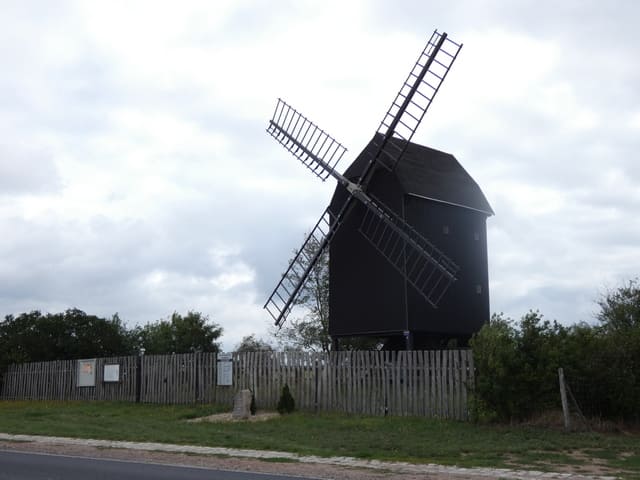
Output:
264,30,493,350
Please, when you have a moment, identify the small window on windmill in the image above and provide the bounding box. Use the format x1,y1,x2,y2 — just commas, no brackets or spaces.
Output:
474,232,480,241
476,284,482,294
443,225,449,235
77,359,96,387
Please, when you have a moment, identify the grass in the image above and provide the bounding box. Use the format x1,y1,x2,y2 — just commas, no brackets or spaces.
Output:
0,401,638,477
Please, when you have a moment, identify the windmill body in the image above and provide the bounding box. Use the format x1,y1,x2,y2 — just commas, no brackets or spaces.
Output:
328,134,493,348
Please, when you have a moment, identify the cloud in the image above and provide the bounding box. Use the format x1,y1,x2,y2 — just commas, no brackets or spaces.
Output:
0,1,639,351
0,144,61,195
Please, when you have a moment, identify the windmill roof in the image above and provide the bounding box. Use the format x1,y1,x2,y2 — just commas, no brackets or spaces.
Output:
343,134,494,216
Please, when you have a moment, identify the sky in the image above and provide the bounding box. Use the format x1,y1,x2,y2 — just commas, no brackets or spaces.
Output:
1,0,639,351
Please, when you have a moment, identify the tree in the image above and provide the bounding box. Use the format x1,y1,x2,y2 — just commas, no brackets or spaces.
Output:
593,278,640,418
273,235,331,352
0,309,134,369
136,311,222,354
597,278,640,333
235,334,273,353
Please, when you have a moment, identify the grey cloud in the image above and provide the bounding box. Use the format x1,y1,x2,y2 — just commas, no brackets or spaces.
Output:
1,1,639,344
369,1,640,46
494,283,598,324
0,209,261,324
0,145,61,194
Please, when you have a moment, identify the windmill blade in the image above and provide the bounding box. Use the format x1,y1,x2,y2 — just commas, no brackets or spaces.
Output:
267,99,347,181
363,30,462,176
264,207,337,327
357,192,459,307
264,176,457,326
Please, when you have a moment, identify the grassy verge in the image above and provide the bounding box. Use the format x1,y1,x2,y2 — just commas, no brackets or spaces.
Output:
0,401,638,477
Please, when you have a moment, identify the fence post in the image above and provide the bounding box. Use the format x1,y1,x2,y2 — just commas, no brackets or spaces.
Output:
195,352,200,403
135,350,144,403
314,354,319,413
558,367,570,430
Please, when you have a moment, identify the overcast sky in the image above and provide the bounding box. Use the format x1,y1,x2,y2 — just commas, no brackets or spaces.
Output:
1,0,639,351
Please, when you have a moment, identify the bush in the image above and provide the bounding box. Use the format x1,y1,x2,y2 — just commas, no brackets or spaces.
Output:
471,311,574,422
277,384,295,414
469,313,519,422
470,288,640,423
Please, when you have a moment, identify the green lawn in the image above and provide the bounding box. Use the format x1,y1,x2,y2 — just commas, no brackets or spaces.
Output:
0,401,638,477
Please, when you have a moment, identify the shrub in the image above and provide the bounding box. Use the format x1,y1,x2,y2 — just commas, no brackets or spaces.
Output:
277,383,295,414
471,311,582,422
469,313,519,422
471,297,640,423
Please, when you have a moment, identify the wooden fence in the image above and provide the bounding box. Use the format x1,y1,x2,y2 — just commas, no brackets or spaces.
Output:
0,350,474,419
0,356,137,402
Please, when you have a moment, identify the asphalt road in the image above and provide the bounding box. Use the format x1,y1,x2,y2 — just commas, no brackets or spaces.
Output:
0,450,315,480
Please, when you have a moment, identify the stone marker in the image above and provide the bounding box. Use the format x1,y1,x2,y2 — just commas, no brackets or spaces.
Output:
232,389,252,419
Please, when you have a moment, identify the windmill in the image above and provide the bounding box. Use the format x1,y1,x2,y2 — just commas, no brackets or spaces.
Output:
264,30,489,349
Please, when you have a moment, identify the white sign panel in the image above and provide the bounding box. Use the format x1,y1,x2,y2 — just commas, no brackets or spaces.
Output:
77,359,96,387
103,364,120,382
217,352,233,386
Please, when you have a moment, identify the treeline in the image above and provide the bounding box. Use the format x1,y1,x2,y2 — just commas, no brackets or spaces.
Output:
471,279,640,423
0,309,222,371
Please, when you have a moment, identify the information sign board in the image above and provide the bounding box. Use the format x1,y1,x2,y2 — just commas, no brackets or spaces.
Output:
217,352,233,386
103,364,120,382
77,359,96,387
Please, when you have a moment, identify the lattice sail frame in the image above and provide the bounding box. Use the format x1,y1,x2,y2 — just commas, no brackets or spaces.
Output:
267,99,347,181
366,30,462,174
358,194,459,307
264,207,336,326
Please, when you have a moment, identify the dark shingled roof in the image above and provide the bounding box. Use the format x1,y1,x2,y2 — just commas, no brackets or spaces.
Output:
344,134,494,216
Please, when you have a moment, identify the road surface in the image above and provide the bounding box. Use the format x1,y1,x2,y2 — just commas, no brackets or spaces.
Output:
0,450,316,480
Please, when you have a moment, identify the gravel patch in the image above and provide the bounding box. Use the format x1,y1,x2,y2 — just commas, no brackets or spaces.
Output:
186,412,281,423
